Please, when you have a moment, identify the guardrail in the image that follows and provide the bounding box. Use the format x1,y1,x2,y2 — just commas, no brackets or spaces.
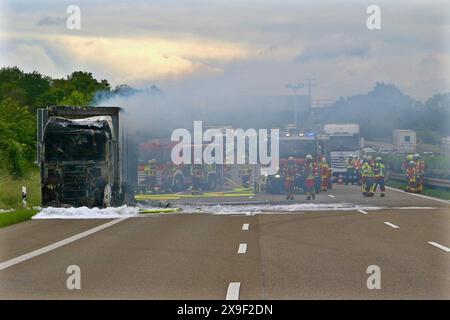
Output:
388,172,450,189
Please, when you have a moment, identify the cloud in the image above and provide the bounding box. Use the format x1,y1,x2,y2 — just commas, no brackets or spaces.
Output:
295,34,370,63
37,16,66,27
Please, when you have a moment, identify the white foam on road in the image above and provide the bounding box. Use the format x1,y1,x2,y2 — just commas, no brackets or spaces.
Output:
180,203,383,215
33,205,139,219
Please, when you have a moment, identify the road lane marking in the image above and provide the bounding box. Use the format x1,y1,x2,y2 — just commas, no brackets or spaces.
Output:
226,282,240,300
328,194,335,198
0,218,128,271
237,243,247,254
384,222,399,229
358,209,368,214
428,242,450,253
242,223,249,231
386,186,450,204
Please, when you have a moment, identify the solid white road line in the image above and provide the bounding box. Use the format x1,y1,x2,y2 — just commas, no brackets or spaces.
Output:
384,221,399,229
226,282,241,300
0,218,128,271
358,209,368,215
328,194,335,198
428,242,450,253
237,243,247,254
386,186,450,204
242,223,249,231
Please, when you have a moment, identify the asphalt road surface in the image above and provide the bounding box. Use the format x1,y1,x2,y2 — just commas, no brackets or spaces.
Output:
0,185,449,299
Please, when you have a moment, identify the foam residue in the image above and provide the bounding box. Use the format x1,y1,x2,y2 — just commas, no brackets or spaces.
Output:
32,205,140,219
179,203,383,215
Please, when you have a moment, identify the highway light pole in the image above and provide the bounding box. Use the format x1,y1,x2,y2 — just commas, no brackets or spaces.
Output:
286,83,304,127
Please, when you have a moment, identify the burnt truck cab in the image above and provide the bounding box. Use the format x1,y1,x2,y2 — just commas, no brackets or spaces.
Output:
37,106,130,208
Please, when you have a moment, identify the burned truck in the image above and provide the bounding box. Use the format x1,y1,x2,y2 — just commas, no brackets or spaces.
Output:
37,106,135,208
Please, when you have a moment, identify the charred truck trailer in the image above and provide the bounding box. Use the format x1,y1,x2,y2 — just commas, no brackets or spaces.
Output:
37,106,136,208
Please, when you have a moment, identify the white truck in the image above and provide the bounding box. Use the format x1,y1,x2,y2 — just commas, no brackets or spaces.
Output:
323,123,361,182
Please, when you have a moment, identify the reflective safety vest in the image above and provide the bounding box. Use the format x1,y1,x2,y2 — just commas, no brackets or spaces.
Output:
361,162,373,177
373,162,385,178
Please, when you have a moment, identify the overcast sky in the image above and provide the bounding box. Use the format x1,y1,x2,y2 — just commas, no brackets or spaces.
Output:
1,0,449,101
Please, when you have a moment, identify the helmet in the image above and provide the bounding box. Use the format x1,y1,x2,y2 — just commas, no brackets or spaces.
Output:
413,153,420,160
407,154,413,161
409,160,416,166
375,156,382,162
353,155,358,159
288,156,294,161
148,159,157,164
306,155,313,160
367,155,373,161
349,154,354,158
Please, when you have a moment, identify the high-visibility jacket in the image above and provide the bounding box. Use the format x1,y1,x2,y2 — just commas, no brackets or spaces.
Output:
240,164,252,176
346,159,354,169
145,164,156,177
361,162,373,177
285,164,297,181
305,162,315,179
353,159,361,170
406,167,416,181
191,165,203,178
373,162,385,178
416,160,426,174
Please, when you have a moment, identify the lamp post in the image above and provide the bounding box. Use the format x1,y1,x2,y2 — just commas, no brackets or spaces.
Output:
285,83,304,127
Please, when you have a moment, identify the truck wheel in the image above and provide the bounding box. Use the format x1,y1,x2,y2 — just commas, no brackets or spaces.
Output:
172,175,184,192
207,174,217,190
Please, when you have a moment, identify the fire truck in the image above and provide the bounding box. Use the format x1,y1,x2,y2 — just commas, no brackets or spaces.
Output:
265,127,329,194
137,139,221,193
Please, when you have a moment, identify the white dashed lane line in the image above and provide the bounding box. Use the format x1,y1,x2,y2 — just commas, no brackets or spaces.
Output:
328,194,335,198
242,223,249,231
357,209,368,215
237,243,247,254
226,282,241,300
384,222,399,229
428,242,450,253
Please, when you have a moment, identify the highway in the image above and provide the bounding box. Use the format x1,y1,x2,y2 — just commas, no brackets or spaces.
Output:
0,184,449,299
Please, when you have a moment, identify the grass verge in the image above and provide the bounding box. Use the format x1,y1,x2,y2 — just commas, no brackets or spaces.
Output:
0,208,39,228
386,179,450,200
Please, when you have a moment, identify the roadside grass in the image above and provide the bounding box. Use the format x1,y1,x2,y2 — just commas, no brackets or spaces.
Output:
0,170,41,209
386,179,450,200
0,208,39,228
0,170,41,228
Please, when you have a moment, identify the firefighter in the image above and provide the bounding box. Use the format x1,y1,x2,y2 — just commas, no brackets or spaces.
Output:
345,155,355,185
353,155,362,185
145,159,157,193
371,157,386,197
191,163,203,194
239,164,252,188
406,160,418,192
305,154,316,200
319,155,330,191
402,154,414,171
361,156,374,196
284,156,297,200
313,156,321,194
413,153,426,193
